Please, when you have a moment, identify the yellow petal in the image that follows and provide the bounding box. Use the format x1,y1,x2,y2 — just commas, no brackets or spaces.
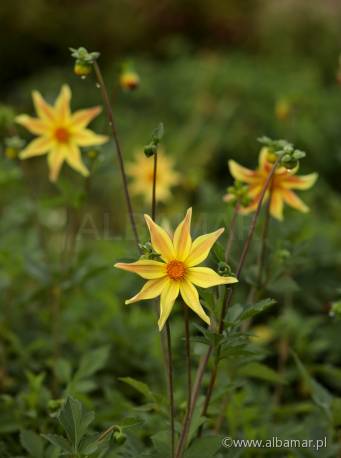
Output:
228,160,257,183
15,114,48,135
258,147,272,171
282,189,309,213
71,106,102,129
65,144,89,177
19,137,52,159
173,208,192,261
270,191,284,220
54,84,71,122
32,90,55,123
282,172,318,190
73,128,108,146
125,277,169,304
187,267,238,288
48,148,65,182
185,228,224,267
115,259,166,279
158,280,180,331
180,279,210,326
144,215,175,262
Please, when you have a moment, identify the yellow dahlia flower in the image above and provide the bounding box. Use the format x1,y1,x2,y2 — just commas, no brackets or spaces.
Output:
126,150,180,203
224,148,318,220
16,85,108,182
115,208,238,330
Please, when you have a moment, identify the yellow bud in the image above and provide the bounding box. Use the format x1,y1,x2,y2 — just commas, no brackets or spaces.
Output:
120,71,140,91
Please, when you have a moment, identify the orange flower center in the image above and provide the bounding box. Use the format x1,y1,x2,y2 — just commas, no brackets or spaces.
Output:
55,127,70,143
167,260,186,280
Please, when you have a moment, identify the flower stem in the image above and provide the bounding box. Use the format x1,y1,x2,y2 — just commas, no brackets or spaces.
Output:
176,157,282,454
152,152,158,220
150,150,175,457
184,306,192,413
93,62,140,249
165,321,175,458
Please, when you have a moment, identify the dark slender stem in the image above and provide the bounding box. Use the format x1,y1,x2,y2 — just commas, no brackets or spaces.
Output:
152,152,158,220
184,306,192,413
176,157,282,455
165,321,175,458
175,348,212,458
150,152,175,457
93,62,140,250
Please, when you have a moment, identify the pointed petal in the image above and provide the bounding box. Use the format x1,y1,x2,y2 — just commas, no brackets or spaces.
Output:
115,259,166,279
185,228,224,267
158,280,179,331
16,114,48,135
65,144,89,177
180,279,210,326
71,106,102,129
282,172,318,190
54,84,71,122
270,191,284,220
258,147,271,170
144,215,175,262
282,189,309,213
173,208,192,260
187,267,238,288
73,128,108,146
32,90,55,123
19,137,52,159
228,160,257,183
48,148,65,182
125,277,169,304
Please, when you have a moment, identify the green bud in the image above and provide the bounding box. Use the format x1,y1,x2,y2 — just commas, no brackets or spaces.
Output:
144,144,157,157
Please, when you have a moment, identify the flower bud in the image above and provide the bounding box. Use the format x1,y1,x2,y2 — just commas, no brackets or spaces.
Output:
74,60,92,77
144,144,157,157
120,71,140,91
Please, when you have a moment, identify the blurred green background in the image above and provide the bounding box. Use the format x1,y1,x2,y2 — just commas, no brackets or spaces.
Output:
1,1,341,457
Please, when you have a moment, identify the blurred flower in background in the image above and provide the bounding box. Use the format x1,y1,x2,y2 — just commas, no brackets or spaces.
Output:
16,85,108,182
225,148,318,220
126,149,180,203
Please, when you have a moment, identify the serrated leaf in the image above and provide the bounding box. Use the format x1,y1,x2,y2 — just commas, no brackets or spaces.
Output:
58,397,95,449
238,298,276,321
42,434,72,452
20,430,44,458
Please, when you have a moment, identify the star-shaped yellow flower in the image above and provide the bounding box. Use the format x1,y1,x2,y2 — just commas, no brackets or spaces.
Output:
16,85,108,182
224,148,318,220
126,150,180,203
115,208,238,330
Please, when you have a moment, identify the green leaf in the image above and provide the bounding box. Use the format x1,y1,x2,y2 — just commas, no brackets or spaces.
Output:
20,430,44,458
151,430,171,458
42,434,72,452
238,298,276,321
184,436,221,458
58,397,95,450
54,359,72,383
75,346,110,380
119,377,156,401
238,362,286,384
292,351,332,419
79,434,99,454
